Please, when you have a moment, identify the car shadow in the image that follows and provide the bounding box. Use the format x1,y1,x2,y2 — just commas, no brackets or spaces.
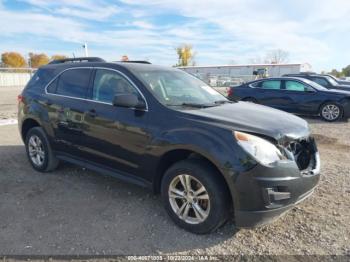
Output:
301,115,348,125
0,145,238,255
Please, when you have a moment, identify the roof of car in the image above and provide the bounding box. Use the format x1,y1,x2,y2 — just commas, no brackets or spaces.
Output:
246,76,311,84
41,57,176,72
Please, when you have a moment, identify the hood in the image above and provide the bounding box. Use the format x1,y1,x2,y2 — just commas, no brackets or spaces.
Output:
182,102,310,143
332,85,350,91
325,88,350,96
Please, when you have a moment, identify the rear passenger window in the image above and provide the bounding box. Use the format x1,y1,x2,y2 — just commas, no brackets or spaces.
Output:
56,69,92,98
261,80,281,90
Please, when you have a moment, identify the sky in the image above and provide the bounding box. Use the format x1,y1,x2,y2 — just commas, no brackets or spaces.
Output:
0,0,349,72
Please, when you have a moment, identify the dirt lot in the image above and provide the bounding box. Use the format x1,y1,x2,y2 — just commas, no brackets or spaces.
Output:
0,86,349,256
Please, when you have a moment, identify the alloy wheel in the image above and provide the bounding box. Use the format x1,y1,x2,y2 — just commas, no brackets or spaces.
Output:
322,104,340,121
168,174,210,224
28,135,45,166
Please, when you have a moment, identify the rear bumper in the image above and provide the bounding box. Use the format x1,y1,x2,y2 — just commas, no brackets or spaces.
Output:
229,148,320,228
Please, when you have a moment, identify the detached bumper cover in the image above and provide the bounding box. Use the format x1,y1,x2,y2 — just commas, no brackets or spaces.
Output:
232,150,320,228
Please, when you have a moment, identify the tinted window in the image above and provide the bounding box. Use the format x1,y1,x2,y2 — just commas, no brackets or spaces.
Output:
56,69,92,98
92,69,139,104
261,80,281,90
285,81,307,91
311,77,329,87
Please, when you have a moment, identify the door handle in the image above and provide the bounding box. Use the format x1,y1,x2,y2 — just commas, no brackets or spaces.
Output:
86,109,97,118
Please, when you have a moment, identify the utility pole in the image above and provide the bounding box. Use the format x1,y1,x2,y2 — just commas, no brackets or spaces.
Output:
82,43,89,57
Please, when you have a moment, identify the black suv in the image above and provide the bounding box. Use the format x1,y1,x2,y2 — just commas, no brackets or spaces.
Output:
283,73,350,91
18,57,320,234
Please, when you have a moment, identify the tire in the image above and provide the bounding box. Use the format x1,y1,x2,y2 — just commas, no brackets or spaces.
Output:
25,127,59,172
242,97,257,103
320,103,343,122
161,159,231,234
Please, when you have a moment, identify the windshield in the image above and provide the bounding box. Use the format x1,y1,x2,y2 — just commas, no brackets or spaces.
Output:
324,76,338,86
133,68,228,107
302,78,328,91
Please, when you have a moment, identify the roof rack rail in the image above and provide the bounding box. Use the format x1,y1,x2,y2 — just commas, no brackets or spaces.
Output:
118,60,151,64
49,57,106,65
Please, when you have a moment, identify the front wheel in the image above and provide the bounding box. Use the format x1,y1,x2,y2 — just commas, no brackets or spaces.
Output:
161,159,231,234
320,103,342,122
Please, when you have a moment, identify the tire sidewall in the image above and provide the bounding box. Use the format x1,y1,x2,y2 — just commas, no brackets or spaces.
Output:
161,160,230,234
25,127,50,172
320,103,342,122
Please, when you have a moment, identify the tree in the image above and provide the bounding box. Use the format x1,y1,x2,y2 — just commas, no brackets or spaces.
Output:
1,52,27,68
265,49,289,64
329,69,343,78
29,53,49,68
342,65,350,77
51,54,67,61
175,44,195,66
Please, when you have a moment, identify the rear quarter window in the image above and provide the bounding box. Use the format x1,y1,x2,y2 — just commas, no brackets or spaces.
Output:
25,68,56,91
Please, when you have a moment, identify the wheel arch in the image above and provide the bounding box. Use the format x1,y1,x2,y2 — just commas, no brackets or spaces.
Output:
21,118,41,141
153,148,233,209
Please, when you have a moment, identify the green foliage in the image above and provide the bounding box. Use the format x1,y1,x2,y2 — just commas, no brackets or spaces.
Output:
342,65,350,77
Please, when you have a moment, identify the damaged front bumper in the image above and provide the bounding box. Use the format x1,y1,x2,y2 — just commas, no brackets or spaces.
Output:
232,137,321,228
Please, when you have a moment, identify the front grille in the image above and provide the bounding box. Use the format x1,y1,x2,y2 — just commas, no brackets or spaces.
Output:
284,137,317,172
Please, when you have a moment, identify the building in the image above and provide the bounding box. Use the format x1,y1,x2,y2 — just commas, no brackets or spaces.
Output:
178,63,312,88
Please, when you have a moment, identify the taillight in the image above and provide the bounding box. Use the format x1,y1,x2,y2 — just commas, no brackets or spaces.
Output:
227,88,233,97
17,95,24,103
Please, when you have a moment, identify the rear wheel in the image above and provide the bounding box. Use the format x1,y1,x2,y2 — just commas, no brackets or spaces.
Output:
320,103,342,122
25,127,59,172
161,159,231,234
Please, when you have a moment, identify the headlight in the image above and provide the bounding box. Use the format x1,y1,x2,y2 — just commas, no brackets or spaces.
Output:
234,131,283,165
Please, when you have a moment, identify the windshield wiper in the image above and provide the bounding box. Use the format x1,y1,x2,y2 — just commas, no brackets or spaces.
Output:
166,102,215,108
214,100,233,104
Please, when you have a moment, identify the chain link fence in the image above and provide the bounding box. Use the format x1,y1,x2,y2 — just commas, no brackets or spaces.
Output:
0,68,35,88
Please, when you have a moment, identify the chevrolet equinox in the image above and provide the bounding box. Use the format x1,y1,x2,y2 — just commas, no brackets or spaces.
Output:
18,57,321,234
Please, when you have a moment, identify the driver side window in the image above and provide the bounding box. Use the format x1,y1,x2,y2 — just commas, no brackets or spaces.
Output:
92,69,139,104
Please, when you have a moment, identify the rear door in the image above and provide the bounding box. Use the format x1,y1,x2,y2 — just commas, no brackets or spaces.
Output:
45,68,93,155
252,80,289,110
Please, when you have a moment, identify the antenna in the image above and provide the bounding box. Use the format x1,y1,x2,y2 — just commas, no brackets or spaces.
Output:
82,43,89,57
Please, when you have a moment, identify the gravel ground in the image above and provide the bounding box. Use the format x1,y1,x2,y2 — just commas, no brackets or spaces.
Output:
0,86,349,256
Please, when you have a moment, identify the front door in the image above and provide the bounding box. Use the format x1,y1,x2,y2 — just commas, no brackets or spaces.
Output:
80,68,151,179
282,80,318,114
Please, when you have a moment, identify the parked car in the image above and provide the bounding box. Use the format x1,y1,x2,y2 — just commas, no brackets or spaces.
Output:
228,77,350,121
18,58,320,234
323,74,350,85
282,73,350,91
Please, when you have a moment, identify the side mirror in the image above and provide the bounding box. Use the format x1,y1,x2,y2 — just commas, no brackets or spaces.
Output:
112,93,146,110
